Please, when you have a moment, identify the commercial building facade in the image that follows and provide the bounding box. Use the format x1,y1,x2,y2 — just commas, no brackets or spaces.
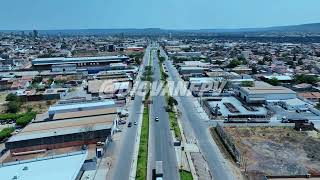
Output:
239,86,297,103
32,56,129,70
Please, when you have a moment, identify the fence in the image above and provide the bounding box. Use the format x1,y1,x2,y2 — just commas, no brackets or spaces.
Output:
215,124,241,165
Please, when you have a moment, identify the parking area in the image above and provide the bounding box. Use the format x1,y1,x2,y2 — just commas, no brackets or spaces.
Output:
268,105,320,121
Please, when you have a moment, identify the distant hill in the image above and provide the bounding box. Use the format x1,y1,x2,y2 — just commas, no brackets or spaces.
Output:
1,23,320,35
182,23,320,33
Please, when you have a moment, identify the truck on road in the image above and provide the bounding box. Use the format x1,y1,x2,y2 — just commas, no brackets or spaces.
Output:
155,161,163,180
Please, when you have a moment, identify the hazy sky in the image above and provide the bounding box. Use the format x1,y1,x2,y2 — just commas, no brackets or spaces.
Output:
1,0,320,30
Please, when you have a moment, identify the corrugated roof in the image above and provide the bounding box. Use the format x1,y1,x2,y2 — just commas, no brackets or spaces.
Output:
8,114,115,142
32,56,129,65
49,100,115,113
0,151,87,180
241,86,296,94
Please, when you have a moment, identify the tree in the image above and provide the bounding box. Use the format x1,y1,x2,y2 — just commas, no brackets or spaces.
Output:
251,66,258,74
15,112,36,127
167,96,178,111
0,127,15,141
226,59,242,68
257,60,265,65
6,93,18,101
297,59,303,66
134,57,141,65
293,54,297,62
267,77,280,86
7,101,21,113
294,74,319,85
241,81,254,87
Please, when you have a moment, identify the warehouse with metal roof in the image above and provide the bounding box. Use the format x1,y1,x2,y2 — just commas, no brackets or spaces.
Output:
0,151,87,180
32,56,129,69
6,113,116,153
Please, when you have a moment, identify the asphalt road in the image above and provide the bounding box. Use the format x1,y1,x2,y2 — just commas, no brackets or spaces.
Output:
161,48,235,180
148,47,180,180
108,47,150,180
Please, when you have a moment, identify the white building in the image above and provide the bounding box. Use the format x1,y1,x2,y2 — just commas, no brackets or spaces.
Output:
279,98,309,111
239,86,297,103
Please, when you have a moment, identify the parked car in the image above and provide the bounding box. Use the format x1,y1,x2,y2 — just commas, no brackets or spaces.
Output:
118,120,126,125
155,116,159,121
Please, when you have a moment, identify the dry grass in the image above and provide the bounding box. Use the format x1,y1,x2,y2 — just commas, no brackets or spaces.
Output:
21,100,57,113
224,126,320,176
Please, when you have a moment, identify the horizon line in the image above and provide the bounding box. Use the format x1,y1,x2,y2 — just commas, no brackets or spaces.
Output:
0,22,319,32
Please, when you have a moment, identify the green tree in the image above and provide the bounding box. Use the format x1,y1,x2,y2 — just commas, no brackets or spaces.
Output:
226,59,242,68
16,112,36,127
7,101,22,113
167,96,178,111
294,74,319,85
241,81,254,87
0,127,15,141
251,66,258,74
267,77,280,86
6,93,18,101
134,57,141,65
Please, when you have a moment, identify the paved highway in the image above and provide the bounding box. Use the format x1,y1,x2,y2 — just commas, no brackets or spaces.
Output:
108,47,150,180
161,48,236,180
148,47,180,180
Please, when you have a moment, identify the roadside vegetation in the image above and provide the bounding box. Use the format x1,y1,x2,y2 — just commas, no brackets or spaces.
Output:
0,127,15,142
157,49,169,83
166,95,182,141
157,49,182,141
128,52,144,65
141,66,153,82
136,51,152,180
140,49,154,82
136,106,149,180
179,170,193,180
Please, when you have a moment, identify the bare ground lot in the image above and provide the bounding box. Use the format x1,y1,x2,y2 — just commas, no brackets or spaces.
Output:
224,126,320,176
21,100,56,114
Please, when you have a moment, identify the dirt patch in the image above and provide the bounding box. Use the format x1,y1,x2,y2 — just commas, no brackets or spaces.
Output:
224,126,320,176
21,100,57,113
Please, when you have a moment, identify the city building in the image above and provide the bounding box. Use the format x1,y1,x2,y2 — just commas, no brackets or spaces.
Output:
32,56,129,70
0,151,87,180
48,100,116,120
6,113,116,153
239,86,297,103
88,80,131,98
178,66,205,75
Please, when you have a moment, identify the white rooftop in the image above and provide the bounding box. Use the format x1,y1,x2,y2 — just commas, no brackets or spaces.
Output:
0,151,87,180
49,100,115,113
207,97,267,117
263,75,292,81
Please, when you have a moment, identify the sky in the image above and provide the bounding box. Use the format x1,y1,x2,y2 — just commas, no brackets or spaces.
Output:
1,0,320,30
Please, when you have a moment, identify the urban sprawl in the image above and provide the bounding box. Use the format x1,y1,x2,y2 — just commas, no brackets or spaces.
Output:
0,31,320,180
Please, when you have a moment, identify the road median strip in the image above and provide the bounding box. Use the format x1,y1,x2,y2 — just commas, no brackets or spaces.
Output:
136,51,153,180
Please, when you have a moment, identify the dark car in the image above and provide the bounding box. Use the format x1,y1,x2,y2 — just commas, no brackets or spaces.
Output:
128,122,132,127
